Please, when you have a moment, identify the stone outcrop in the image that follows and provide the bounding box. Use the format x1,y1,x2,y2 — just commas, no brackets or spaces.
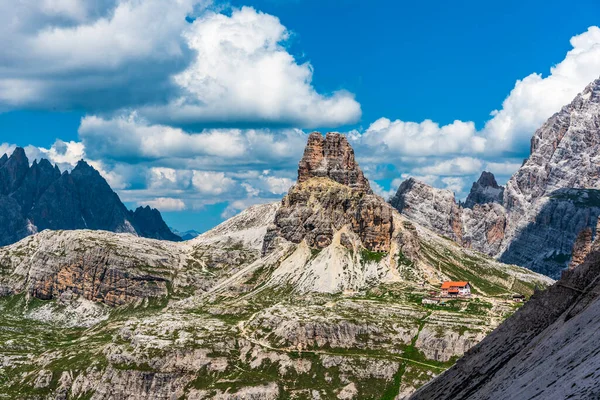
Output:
390,178,463,244
0,230,180,306
298,132,371,194
0,148,181,246
569,226,593,269
463,171,504,209
264,132,393,254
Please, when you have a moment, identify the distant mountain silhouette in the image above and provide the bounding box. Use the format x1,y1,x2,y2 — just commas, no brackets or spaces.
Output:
0,148,181,246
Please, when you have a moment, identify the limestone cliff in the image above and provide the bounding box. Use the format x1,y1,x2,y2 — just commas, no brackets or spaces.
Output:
390,178,463,244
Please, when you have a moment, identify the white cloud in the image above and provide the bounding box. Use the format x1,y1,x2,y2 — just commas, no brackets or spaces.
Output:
441,177,465,194
0,3,360,128
0,143,17,159
78,114,307,168
192,171,235,195
412,157,484,176
358,117,484,157
141,197,186,212
483,26,600,152
259,176,294,195
140,6,361,128
0,0,203,110
24,140,85,172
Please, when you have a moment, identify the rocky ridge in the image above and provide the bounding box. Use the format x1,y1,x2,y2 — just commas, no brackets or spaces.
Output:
0,148,180,245
391,77,600,278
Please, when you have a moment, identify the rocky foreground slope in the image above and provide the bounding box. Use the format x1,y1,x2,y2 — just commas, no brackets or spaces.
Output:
410,231,600,400
0,148,180,246
391,77,600,279
0,133,551,399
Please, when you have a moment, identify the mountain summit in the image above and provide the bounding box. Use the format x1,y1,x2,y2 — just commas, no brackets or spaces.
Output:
464,171,504,209
264,132,393,255
298,132,372,193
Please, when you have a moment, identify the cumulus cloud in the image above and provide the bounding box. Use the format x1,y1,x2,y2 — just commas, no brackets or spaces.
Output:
192,171,235,195
142,197,187,212
140,6,361,128
25,140,85,168
0,143,17,158
78,114,307,169
412,157,484,176
441,177,465,194
358,118,484,157
483,26,600,153
0,3,360,128
0,0,202,110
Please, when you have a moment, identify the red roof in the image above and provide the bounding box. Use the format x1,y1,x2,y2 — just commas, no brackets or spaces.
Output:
441,281,469,289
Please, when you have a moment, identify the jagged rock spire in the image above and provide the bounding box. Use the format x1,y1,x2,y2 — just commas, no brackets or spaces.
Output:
298,132,372,194
264,132,393,254
464,171,504,209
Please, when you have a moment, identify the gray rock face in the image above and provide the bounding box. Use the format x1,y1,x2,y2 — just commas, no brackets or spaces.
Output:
390,178,463,244
392,77,600,279
410,240,600,400
463,171,504,209
499,189,600,277
0,230,181,306
498,78,600,277
0,148,180,246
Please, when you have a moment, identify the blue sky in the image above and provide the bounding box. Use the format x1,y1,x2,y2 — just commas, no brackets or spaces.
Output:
1,0,600,232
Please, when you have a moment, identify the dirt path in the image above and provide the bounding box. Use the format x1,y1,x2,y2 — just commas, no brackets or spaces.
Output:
237,310,446,371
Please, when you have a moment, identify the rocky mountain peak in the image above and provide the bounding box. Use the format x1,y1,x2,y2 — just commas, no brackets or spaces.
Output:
390,177,463,243
477,171,500,188
0,148,180,245
131,206,181,241
0,147,30,194
464,171,504,209
264,132,393,255
298,131,371,194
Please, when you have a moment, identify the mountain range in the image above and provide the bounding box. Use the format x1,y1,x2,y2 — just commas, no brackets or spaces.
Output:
0,149,181,245
390,78,600,279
